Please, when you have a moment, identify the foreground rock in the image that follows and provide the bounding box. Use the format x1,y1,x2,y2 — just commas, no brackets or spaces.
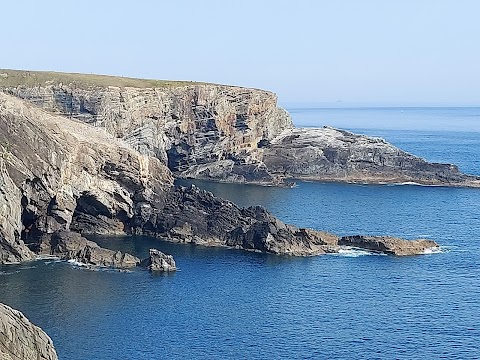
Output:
140,248,176,272
263,127,480,187
339,235,439,256
0,303,58,360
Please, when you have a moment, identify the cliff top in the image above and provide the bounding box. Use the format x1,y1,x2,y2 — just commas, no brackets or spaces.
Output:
0,69,209,89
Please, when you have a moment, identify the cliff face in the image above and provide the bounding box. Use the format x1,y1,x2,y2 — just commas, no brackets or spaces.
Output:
0,303,58,360
0,93,338,260
3,80,292,184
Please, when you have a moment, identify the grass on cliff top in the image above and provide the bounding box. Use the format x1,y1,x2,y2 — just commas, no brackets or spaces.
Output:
0,69,208,89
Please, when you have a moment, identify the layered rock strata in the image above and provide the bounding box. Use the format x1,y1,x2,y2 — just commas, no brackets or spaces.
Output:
0,303,58,360
1,69,478,187
1,70,291,185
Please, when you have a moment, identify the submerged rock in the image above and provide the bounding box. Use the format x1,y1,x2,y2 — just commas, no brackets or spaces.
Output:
140,248,176,272
339,235,439,256
0,303,58,360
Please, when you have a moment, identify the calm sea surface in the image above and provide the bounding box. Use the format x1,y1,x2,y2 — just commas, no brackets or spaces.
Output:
1,107,480,359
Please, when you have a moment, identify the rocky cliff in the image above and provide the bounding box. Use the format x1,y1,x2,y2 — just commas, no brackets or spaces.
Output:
0,92,437,263
1,69,478,187
0,303,58,360
1,69,291,185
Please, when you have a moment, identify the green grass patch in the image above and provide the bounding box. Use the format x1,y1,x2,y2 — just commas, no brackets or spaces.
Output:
0,69,208,89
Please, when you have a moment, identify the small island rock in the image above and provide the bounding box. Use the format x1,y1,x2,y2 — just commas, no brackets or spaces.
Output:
140,248,177,272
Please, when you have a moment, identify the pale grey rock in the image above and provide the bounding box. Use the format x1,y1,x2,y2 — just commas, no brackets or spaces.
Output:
2,82,292,184
0,303,58,360
140,248,176,272
0,161,34,263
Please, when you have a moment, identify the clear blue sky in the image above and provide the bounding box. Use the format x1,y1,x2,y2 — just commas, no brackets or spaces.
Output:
2,0,479,106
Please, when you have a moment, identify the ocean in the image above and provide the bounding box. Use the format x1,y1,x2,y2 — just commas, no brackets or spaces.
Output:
1,107,479,359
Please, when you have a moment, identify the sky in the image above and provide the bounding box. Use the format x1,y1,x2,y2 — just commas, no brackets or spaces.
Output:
2,0,479,107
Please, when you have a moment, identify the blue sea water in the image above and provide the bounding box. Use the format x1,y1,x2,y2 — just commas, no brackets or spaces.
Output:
1,107,480,359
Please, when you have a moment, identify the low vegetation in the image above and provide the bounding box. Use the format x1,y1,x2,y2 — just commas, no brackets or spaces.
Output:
0,69,207,89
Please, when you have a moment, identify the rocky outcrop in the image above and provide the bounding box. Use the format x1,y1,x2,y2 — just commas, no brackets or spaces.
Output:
0,303,58,360
0,92,337,259
140,248,176,272
263,127,480,187
0,148,35,263
339,235,439,256
141,184,339,256
36,230,140,268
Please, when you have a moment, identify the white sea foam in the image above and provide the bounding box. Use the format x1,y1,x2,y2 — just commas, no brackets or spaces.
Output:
423,247,444,254
386,182,444,187
67,259,89,267
332,248,379,257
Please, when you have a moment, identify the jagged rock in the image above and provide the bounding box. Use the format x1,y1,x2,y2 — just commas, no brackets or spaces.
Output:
142,185,340,256
0,161,35,263
37,230,140,268
263,127,480,187
140,248,176,272
0,86,443,261
0,303,58,360
339,235,439,256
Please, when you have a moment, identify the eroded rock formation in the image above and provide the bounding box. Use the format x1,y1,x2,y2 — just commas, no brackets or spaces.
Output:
36,230,141,268
0,92,439,263
1,71,291,185
0,303,58,360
